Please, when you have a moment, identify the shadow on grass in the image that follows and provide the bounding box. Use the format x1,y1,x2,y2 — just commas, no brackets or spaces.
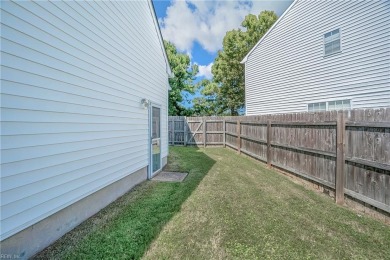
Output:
34,146,215,260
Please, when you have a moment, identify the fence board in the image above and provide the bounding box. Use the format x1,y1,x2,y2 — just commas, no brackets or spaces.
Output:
336,113,345,204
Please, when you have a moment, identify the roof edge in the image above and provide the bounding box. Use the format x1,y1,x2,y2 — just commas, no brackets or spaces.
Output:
241,0,298,64
147,0,173,78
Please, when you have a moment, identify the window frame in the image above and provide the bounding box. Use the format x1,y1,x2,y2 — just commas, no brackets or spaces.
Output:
323,28,342,57
307,99,352,112
308,102,326,112
327,99,351,111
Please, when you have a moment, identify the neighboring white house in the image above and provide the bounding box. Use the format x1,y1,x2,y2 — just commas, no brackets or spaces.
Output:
242,0,390,115
0,0,171,257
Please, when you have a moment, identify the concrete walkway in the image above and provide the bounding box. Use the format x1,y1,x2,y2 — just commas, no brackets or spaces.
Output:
152,171,188,182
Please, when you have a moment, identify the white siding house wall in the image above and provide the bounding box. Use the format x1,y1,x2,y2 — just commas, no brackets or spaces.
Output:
244,1,390,115
1,0,169,240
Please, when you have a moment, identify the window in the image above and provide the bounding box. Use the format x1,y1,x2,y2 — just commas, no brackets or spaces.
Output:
308,102,326,112
328,99,351,111
324,29,341,56
308,99,351,112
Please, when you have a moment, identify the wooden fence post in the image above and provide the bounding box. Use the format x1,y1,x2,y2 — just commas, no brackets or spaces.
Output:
172,120,175,146
237,120,241,154
203,118,207,148
267,120,272,167
170,119,173,146
223,119,226,148
184,117,187,146
336,113,345,204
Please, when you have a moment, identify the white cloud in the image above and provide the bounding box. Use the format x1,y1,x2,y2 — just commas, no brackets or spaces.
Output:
197,62,213,79
159,0,292,53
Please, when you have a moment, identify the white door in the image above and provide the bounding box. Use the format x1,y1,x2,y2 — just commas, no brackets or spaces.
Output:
150,106,161,177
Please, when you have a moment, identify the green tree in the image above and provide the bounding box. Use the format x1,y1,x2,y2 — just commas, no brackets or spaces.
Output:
164,40,198,116
212,11,278,115
192,79,221,116
241,11,279,49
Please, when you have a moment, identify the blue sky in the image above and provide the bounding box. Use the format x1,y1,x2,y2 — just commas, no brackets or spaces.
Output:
153,0,293,104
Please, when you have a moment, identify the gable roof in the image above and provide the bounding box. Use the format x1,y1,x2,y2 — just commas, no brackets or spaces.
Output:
241,0,298,64
147,0,173,77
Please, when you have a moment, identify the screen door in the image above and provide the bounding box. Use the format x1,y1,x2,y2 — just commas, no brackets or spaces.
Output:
151,106,161,174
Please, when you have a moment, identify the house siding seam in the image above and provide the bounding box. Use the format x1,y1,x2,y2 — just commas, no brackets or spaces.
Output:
0,0,169,240
245,1,390,115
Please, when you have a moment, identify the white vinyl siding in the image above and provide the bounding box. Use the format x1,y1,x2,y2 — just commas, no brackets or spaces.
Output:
245,1,390,115
0,0,169,240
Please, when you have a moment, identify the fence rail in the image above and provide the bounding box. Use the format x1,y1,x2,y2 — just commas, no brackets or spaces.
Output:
169,108,390,214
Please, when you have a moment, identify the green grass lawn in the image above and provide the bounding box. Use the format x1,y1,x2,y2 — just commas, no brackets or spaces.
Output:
36,147,390,260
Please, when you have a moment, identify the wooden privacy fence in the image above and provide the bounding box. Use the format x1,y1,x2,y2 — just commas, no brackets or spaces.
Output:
169,108,390,213
169,116,225,147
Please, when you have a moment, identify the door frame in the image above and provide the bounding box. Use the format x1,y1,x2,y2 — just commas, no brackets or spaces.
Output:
148,102,162,179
